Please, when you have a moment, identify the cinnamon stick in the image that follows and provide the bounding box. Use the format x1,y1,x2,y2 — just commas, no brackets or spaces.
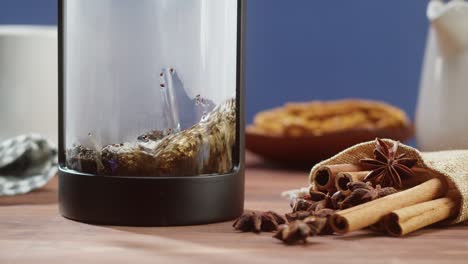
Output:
335,171,369,195
312,164,362,193
401,167,435,189
383,191,459,236
330,178,447,234
334,168,433,195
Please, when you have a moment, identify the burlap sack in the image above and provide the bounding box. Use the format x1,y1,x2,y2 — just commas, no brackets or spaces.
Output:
308,139,468,224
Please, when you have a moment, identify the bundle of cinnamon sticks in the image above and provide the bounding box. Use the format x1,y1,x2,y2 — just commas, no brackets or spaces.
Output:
312,163,460,236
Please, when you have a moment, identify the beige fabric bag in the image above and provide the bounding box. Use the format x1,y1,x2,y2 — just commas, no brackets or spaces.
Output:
308,140,468,224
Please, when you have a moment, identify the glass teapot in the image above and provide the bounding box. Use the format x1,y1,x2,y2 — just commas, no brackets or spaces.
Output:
58,0,245,226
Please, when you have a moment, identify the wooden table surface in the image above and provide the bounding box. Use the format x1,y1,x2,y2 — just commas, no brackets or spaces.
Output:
1,153,468,264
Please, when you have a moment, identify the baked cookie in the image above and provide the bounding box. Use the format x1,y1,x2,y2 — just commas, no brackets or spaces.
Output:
250,99,410,137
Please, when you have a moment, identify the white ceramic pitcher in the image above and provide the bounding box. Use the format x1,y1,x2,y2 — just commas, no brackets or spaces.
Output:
416,0,468,151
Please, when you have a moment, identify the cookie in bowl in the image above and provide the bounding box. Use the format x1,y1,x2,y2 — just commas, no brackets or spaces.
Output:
246,99,413,166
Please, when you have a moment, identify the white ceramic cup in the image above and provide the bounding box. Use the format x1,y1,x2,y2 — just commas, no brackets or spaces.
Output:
0,26,57,144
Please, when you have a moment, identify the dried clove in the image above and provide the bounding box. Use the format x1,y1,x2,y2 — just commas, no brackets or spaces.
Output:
340,181,397,209
309,190,327,201
330,191,346,209
314,193,334,211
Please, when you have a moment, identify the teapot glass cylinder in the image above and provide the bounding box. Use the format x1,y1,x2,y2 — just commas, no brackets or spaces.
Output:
58,0,245,226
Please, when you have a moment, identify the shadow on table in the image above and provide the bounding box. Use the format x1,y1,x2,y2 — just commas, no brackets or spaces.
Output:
332,231,383,241
101,219,248,245
104,223,323,251
106,219,235,236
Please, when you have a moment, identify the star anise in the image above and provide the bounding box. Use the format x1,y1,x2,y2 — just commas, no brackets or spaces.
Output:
273,216,326,244
290,190,337,212
360,138,418,188
314,208,336,235
285,208,336,233
233,211,287,233
340,181,397,209
285,211,314,222
289,189,338,235
291,198,317,212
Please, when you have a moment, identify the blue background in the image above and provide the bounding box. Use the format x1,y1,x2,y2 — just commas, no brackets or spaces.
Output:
0,0,429,123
